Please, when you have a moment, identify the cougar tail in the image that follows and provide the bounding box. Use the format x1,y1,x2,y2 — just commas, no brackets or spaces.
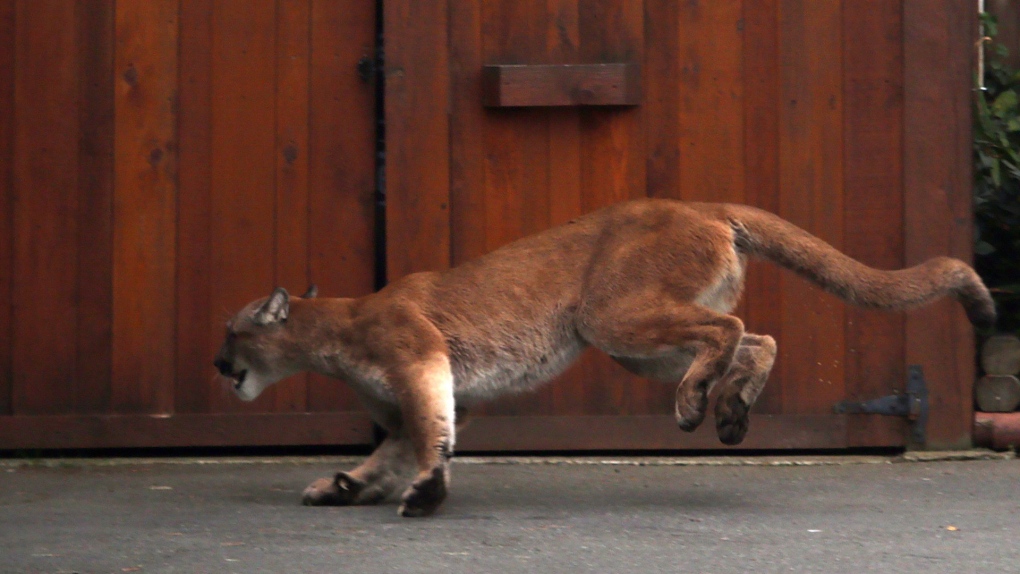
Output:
725,204,996,330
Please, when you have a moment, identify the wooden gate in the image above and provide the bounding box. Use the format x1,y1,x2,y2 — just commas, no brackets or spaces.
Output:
0,0,377,449
0,0,977,451
385,0,977,450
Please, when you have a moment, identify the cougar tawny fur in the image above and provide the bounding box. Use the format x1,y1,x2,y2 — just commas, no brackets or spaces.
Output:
214,199,994,517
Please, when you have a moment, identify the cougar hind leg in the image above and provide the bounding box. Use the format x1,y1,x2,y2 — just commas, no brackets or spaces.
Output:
581,302,744,433
714,333,777,445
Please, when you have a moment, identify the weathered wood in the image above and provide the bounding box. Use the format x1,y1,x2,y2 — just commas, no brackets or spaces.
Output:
904,0,977,449
981,335,1020,375
0,412,373,450
975,375,1020,413
481,63,641,107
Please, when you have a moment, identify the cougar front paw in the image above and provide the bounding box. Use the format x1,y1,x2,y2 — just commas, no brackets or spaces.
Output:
301,472,368,506
398,467,447,518
715,392,751,446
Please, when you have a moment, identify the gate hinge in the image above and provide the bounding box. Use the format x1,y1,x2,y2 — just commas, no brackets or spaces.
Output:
833,365,929,445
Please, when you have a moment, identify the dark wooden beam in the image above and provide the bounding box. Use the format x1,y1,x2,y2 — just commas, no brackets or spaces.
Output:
457,414,905,451
0,412,374,450
481,63,641,107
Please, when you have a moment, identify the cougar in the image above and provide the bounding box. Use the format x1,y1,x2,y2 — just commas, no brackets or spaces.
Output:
214,199,994,517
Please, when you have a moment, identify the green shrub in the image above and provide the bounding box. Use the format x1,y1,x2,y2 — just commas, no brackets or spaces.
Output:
975,13,1020,334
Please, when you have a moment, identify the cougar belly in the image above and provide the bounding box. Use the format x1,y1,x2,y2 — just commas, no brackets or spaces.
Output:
611,351,696,382
450,321,586,405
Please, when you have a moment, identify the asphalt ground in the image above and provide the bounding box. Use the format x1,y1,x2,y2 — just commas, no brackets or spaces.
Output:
0,453,1017,574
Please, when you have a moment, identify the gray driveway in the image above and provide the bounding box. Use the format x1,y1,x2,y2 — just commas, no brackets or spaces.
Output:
1,453,1017,573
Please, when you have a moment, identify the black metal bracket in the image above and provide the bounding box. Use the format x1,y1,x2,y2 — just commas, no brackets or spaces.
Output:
833,365,929,445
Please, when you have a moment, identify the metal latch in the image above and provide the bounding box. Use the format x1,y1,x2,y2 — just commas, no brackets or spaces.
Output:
833,365,929,444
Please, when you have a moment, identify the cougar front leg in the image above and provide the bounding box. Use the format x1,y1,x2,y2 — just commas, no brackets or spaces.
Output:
714,334,777,445
393,355,456,518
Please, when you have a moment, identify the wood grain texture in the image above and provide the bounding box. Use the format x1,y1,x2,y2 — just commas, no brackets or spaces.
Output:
306,0,376,412
175,0,214,414
842,0,906,447
643,0,680,197
741,0,783,414
12,0,80,414
112,0,178,414
904,0,977,449
777,0,845,415
385,0,451,279
449,0,487,266
76,0,115,414
677,0,744,204
0,0,14,416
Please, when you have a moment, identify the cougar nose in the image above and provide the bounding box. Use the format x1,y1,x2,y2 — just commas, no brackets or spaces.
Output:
214,357,233,376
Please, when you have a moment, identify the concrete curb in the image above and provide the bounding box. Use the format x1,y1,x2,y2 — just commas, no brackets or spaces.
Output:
0,449,1013,470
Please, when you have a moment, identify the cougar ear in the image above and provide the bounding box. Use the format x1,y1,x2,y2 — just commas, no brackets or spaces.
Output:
253,287,289,325
301,284,318,299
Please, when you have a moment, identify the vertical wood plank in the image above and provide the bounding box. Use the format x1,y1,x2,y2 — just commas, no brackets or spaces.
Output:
578,0,645,214
306,0,376,411
175,0,214,414
385,0,451,279
273,0,311,413
778,0,845,415
677,0,745,204
904,0,976,449
842,0,905,446
12,0,80,414
207,0,278,413
112,0,178,414
643,0,680,198
76,0,115,414
545,0,582,228
449,0,487,265
0,0,14,415
742,0,783,414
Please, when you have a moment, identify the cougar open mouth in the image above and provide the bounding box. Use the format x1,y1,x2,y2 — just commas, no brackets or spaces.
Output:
232,370,248,390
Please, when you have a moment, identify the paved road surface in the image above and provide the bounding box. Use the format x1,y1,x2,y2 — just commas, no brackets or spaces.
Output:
1,455,1017,573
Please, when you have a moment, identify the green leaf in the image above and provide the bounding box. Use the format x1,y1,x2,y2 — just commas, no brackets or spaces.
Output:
993,90,1018,117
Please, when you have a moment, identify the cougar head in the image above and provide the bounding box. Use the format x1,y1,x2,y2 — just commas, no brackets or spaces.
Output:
213,285,317,401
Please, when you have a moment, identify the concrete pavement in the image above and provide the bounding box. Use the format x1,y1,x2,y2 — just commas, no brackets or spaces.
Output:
1,454,1018,573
